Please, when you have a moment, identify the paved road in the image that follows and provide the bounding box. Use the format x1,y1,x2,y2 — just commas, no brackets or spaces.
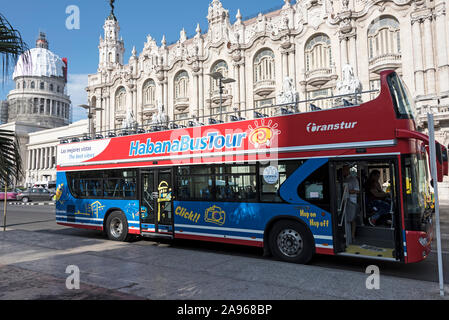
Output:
1,204,448,300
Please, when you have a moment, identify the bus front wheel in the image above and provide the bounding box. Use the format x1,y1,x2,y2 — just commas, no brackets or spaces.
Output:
105,211,131,242
269,220,314,264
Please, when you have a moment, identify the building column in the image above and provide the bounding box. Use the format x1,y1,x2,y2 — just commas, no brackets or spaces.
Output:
282,52,289,79
164,79,169,116
27,149,32,171
47,147,51,169
435,6,449,93
192,74,199,118
412,18,425,96
233,63,241,112
199,72,205,121
31,150,35,170
340,36,349,68
239,61,247,118
423,16,436,95
109,95,115,131
288,47,297,85
43,148,47,169
348,35,358,76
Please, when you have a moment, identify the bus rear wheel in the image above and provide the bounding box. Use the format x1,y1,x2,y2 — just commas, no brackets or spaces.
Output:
269,220,314,264
105,211,131,242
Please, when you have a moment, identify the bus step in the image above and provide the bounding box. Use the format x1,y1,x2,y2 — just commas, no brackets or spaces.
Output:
141,232,174,240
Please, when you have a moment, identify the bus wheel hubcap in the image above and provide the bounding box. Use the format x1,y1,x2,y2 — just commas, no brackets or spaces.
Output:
110,218,123,238
277,229,302,257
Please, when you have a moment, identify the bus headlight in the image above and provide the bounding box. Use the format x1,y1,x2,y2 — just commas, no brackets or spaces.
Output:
419,237,428,247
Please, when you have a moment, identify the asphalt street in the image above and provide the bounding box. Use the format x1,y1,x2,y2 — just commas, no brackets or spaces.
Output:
1,203,448,300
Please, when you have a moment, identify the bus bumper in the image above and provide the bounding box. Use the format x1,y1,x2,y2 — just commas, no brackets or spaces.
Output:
405,231,432,264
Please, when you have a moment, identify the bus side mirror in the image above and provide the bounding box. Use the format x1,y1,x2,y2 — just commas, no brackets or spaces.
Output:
430,180,434,188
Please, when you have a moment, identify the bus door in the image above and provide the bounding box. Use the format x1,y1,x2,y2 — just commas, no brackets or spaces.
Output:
330,159,402,261
140,169,174,236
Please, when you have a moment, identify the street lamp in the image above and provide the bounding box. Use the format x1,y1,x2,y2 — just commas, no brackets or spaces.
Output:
79,104,104,138
207,72,236,122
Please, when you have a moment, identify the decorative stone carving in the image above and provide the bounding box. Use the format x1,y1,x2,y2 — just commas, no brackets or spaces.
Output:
336,64,362,103
276,77,299,113
151,101,168,126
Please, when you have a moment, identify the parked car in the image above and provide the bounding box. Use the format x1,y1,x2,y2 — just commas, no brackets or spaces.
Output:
0,189,21,201
16,188,55,203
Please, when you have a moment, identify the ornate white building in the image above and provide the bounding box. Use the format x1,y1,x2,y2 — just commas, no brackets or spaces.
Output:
87,0,449,145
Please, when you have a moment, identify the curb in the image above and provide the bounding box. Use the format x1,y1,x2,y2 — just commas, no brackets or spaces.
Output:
8,202,55,206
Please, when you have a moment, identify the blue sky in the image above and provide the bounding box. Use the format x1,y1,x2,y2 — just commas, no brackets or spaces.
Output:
1,0,288,122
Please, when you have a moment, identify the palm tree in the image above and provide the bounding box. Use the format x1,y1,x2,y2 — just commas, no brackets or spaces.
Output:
0,12,28,230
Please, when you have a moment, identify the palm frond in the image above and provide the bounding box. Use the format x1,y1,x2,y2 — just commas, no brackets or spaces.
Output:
0,12,29,85
0,129,22,185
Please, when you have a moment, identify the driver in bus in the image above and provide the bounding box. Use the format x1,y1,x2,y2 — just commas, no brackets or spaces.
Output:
367,170,392,227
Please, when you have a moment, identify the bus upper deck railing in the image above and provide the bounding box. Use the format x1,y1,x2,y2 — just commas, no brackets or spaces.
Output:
59,89,379,144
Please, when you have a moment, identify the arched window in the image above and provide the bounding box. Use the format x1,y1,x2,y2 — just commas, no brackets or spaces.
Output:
305,34,332,72
254,49,275,84
115,87,127,112
143,79,156,106
175,71,189,99
49,83,54,91
210,61,229,93
368,16,401,60
31,81,35,89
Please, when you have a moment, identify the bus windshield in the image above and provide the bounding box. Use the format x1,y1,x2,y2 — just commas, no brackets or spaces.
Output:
387,73,415,120
403,154,429,230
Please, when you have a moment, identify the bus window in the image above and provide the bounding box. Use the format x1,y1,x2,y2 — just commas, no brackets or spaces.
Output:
297,163,330,210
259,162,302,203
176,166,214,201
66,169,137,200
387,73,415,120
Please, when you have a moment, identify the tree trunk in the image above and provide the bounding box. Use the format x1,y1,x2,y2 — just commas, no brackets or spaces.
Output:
3,183,7,232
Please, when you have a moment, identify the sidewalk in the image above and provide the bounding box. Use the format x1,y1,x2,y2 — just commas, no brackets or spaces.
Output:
0,227,448,300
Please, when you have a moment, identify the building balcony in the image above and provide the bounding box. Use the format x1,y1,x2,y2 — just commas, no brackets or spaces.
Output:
210,89,232,104
174,97,190,112
254,80,276,97
369,53,402,74
304,68,334,87
142,104,157,116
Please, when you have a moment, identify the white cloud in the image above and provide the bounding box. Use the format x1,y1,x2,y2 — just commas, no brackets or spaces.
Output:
67,74,89,122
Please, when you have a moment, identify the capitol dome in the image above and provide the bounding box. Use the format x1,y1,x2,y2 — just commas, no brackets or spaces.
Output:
13,33,65,80
6,32,71,130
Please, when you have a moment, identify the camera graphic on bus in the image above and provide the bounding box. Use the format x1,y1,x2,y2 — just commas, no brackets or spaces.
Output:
204,205,226,226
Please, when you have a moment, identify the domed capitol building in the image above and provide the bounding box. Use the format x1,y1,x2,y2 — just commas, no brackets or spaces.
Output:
7,32,71,128
0,32,82,187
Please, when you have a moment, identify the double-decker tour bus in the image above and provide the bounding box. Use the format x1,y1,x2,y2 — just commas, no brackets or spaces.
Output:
56,70,442,264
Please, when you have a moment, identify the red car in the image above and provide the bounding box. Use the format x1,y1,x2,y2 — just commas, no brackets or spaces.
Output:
0,189,21,201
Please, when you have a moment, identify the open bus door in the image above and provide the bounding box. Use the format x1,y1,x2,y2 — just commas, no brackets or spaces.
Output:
425,143,444,183
139,168,174,237
442,145,448,177
330,159,402,261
